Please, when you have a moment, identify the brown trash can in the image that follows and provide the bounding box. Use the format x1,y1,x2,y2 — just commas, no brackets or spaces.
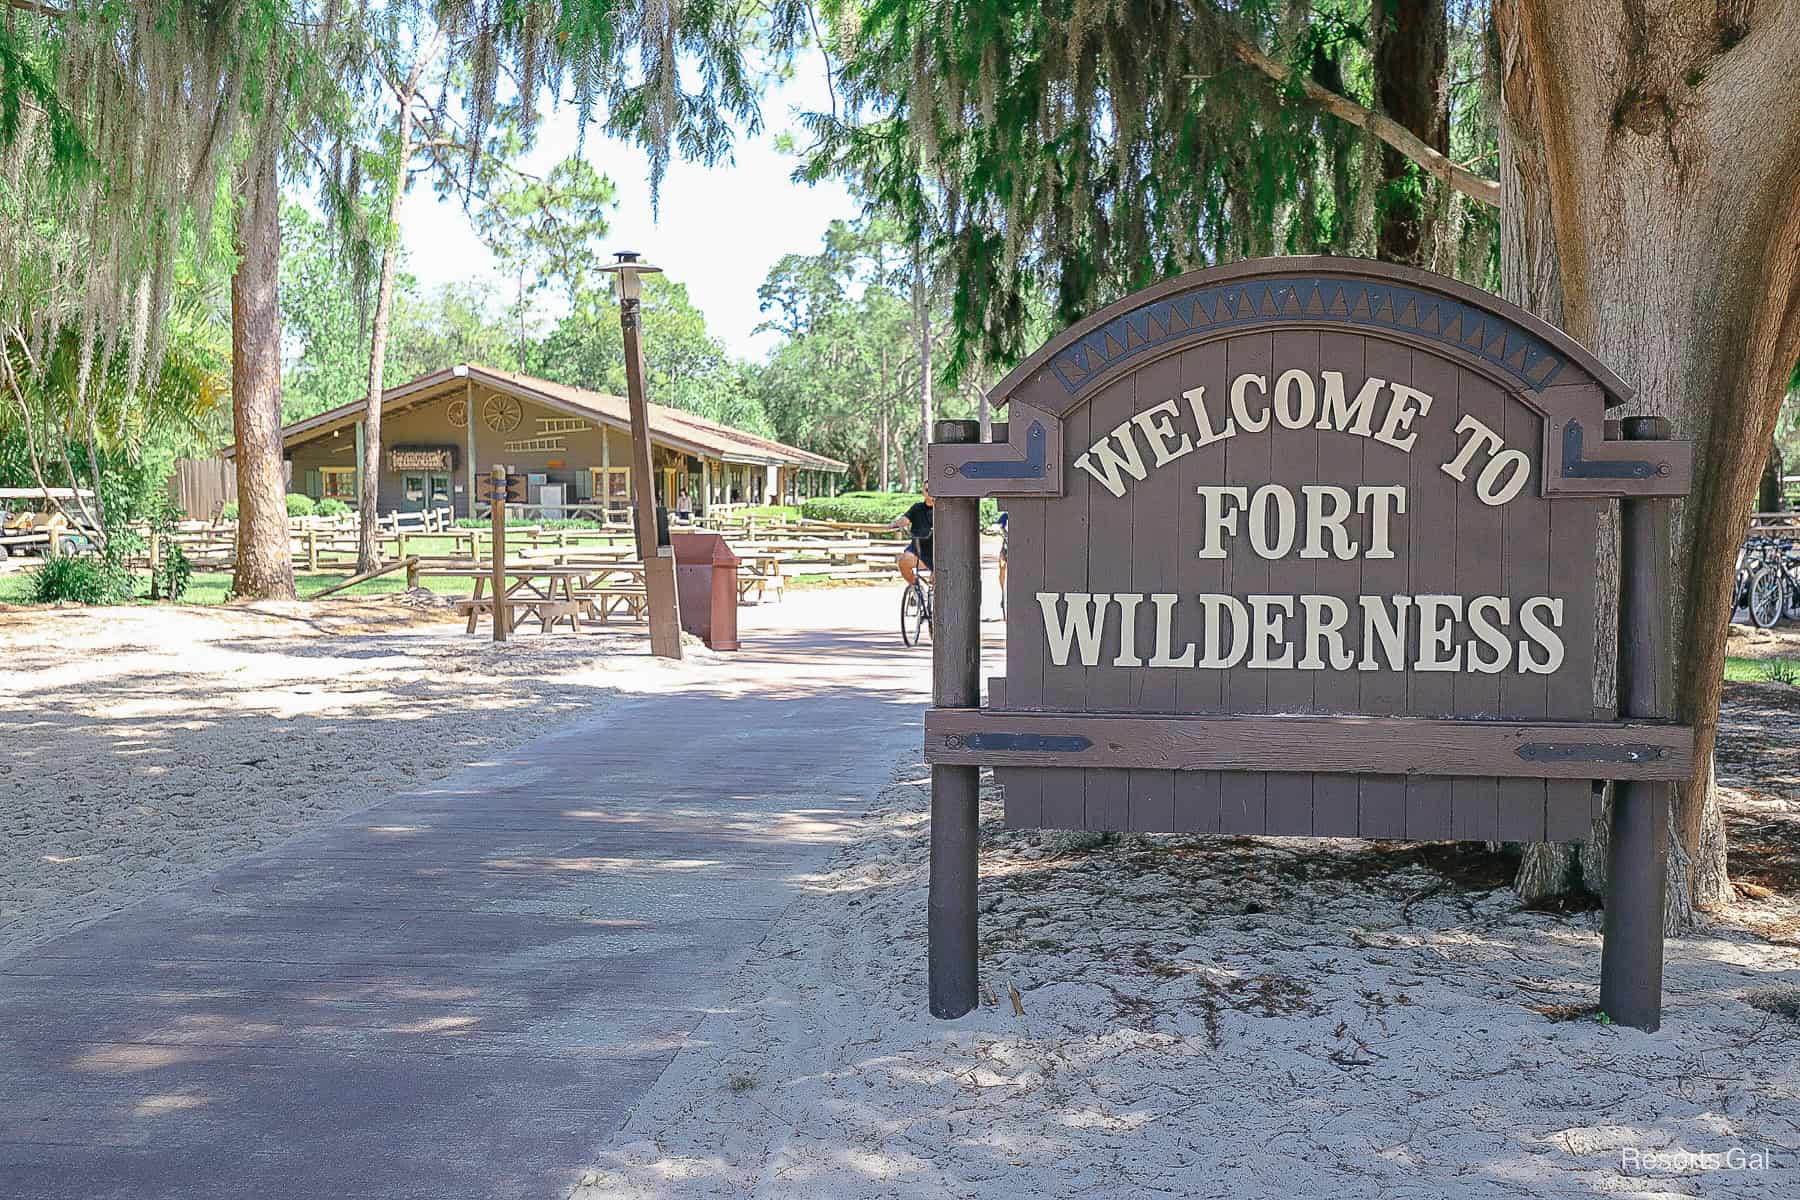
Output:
671,531,740,651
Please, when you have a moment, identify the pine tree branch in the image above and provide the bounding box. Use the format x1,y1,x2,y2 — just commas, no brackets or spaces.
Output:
1227,34,1501,209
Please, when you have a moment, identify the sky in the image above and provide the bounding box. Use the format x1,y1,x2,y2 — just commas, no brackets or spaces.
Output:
396,48,860,363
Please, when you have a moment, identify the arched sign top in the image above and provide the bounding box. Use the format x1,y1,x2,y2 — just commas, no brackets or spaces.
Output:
988,257,1634,420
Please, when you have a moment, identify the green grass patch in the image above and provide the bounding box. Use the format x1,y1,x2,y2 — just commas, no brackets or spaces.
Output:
1726,655,1800,685
0,567,480,606
735,504,801,521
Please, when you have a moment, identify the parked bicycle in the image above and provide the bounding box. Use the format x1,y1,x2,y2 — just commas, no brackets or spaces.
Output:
1739,535,1800,628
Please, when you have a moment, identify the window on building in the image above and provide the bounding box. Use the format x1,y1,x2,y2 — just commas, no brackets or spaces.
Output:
320,467,355,500
590,467,631,503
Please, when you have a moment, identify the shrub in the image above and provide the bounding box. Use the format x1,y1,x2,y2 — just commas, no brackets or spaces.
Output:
801,491,1001,530
285,494,317,517
1761,658,1800,687
152,542,192,602
220,501,238,520
316,497,350,516
28,555,133,605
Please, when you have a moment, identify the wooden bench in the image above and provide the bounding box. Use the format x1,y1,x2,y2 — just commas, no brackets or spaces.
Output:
453,595,584,634
574,585,649,623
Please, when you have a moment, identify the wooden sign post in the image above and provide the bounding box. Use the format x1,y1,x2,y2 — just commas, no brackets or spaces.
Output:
601,251,683,660
924,257,1695,1030
479,465,525,643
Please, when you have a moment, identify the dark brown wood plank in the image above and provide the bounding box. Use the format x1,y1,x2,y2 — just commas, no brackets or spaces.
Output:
1451,369,1508,841
1309,330,1366,837
1173,770,1223,833
1404,347,1459,839
1081,374,1138,830
1127,768,1176,832
1357,336,1412,837
1003,497,1046,709
1263,330,1318,835
1039,399,1091,830
1545,493,1606,840
1175,340,1229,835
926,710,1694,779
1498,390,1551,842
1221,333,1271,833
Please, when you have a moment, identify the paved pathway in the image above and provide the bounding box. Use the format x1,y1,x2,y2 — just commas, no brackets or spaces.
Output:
0,589,934,1199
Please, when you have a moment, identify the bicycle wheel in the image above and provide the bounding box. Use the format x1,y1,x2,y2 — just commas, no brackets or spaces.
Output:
1785,568,1800,622
901,581,926,646
1748,565,1785,628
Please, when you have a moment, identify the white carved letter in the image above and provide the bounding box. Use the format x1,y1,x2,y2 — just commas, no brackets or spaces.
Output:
1229,372,1270,432
1518,597,1565,674
1248,485,1297,560
1415,594,1464,672
1072,421,1149,498
1273,369,1317,430
1300,485,1357,560
1317,372,1387,436
1039,592,1112,667
1195,486,1249,558
1131,398,1194,468
1375,383,1434,453
1148,593,1196,667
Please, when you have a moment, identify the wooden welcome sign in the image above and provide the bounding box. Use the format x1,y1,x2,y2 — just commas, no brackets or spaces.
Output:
920,258,1694,1030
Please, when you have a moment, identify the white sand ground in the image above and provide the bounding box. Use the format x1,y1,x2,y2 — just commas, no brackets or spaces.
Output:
574,760,1800,1198
5,583,1796,1197
0,597,718,959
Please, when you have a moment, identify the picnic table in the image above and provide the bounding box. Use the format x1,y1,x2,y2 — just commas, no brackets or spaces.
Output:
568,562,650,623
457,567,591,635
452,562,664,634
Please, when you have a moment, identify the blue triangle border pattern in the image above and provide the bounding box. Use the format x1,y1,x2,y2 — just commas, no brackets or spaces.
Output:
1047,276,1568,397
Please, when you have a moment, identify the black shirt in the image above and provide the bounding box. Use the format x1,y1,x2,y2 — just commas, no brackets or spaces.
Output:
904,501,933,565
903,500,932,543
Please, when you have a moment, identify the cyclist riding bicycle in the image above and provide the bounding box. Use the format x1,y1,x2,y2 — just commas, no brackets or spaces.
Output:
996,508,1008,597
888,486,933,585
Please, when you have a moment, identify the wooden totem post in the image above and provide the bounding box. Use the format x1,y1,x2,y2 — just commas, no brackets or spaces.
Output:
602,251,683,660
929,419,982,1018
489,464,508,644
1601,415,1673,1031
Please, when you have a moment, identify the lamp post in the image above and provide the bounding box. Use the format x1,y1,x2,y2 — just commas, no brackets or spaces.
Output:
599,250,683,660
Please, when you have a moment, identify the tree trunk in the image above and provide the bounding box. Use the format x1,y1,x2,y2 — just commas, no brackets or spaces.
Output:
1758,439,1784,512
880,404,890,492
1372,0,1449,265
1500,0,1800,925
230,135,297,602
913,249,932,487
358,105,414,573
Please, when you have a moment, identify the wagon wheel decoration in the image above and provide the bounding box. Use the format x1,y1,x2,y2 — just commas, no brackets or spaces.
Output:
445,398,468,427
482,394,523,433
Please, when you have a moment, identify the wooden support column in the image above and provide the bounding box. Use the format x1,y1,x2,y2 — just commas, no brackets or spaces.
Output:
929,419,981,1018
1601,416,1672,1032
353,420,366,508
463,378,477,519
601,429,612,522
606,253,682,660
